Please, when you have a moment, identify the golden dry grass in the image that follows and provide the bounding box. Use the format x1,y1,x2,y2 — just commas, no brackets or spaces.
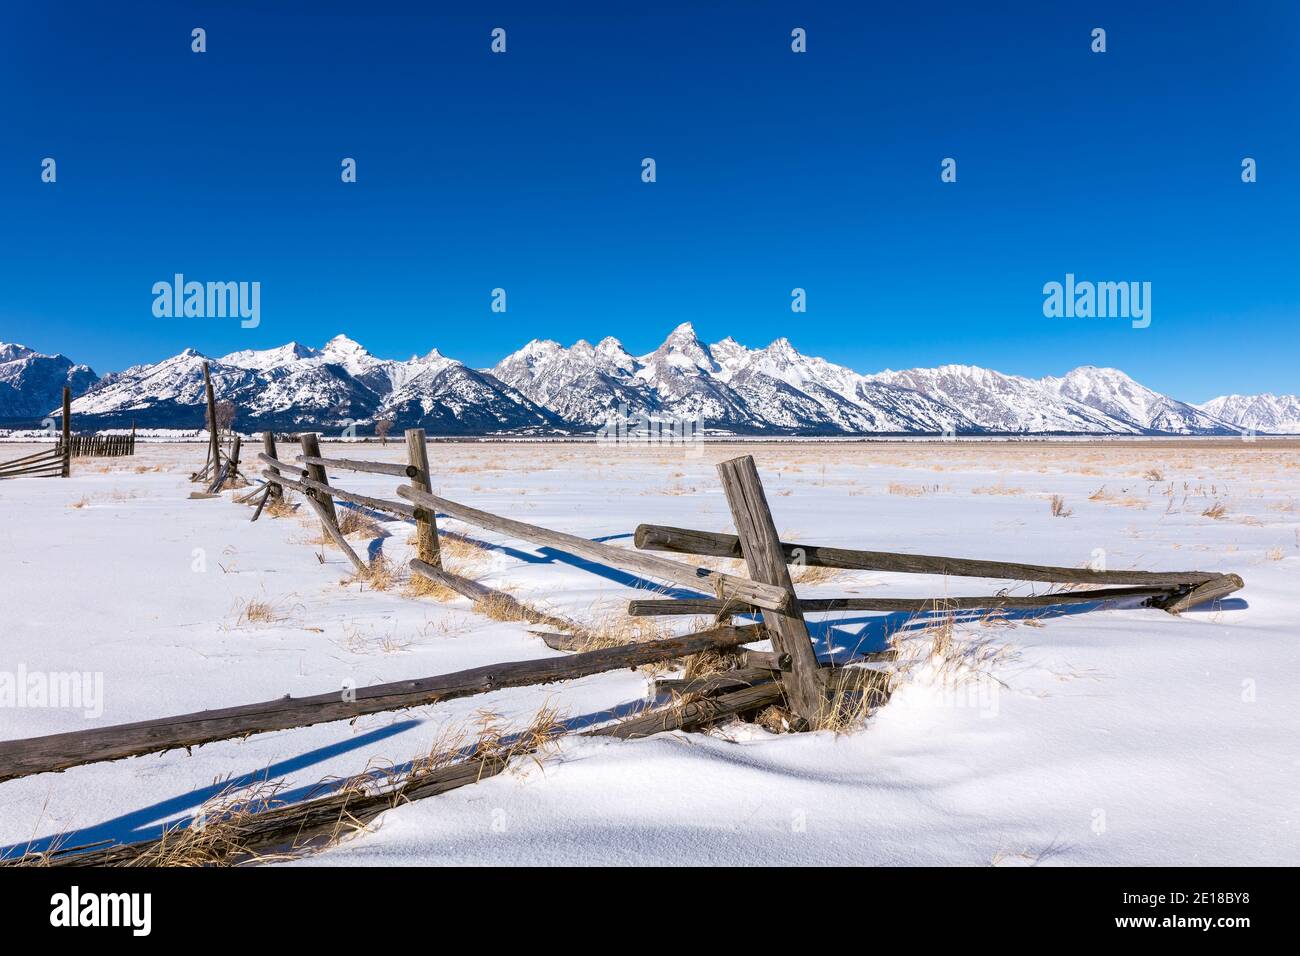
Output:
337,509,384,538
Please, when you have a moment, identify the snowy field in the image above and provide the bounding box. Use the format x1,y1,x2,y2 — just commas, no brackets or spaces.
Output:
0,438,1296,866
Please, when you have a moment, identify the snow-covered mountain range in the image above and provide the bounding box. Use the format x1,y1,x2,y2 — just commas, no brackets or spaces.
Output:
2,327,1296,435
0,343,97,421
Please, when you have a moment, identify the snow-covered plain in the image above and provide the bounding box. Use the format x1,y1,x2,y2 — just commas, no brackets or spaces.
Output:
0,439,1296,866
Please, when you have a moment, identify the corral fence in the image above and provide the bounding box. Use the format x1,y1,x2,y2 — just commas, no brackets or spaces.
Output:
62,432,136,459
0,423,1246,865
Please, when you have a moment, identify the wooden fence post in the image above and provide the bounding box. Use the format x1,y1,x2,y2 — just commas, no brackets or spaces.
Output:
716,454,825,726
227,434,242,491
405,428,442,568
298,432,338,527
263,432,282,499
60,386,71,478
202,361,221,479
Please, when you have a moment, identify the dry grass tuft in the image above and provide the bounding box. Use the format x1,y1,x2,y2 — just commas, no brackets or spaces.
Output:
1202,500,1230,519
338,509,384,538
233,595,293,627
120,779,298,867
347,554,397,592
402,572,457,602
577,612,667,653
813,670,893,734
972,483,1025,496
790,563,842,585
888,482,939,497
1049,494,1073,517
1143,468,1164,481
264,492,299,519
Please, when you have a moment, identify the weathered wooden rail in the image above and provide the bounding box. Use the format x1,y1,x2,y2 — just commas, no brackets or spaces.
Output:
0,624,762,784
14,681,785,867
631,524,1244,616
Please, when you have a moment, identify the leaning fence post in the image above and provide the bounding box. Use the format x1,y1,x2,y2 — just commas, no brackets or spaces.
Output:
60,386,71,478
716,454,825,726
405,428,442,568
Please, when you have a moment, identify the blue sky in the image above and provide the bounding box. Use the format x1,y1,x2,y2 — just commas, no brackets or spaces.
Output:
0,1,1295,401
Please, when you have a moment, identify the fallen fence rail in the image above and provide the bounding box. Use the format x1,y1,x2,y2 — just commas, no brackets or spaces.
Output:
0,623,761,784
12,681,785,867
626,584,1210,617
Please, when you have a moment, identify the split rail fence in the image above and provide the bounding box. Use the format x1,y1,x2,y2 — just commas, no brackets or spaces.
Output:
0,423,1246,864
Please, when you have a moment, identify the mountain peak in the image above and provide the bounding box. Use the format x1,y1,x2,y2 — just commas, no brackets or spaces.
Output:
664,321,700,343
322,334,368,356
0,342,37,362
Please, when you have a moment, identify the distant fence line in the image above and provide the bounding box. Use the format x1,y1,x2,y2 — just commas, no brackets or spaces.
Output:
61,433,136,459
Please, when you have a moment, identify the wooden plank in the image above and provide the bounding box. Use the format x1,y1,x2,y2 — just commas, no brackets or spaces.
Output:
410,559,588,634
296,455,418,479
395,484,791,612
405,428,441,568
626,585,1182,617
634,524,1221,589
0,624,762,784
716,455,824,725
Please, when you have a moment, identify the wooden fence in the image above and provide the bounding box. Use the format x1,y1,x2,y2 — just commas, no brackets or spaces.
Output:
0,427,1246,864
0,386,73,480
62,433,136,458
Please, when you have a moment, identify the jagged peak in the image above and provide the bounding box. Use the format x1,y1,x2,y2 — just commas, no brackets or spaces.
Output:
0,342,37,360
322,334,369,355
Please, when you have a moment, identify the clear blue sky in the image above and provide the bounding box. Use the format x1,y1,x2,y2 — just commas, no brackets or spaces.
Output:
1,1,1295,401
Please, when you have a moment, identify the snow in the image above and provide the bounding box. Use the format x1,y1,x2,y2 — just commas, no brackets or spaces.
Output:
11,331,1299,435
1,439,1297,865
